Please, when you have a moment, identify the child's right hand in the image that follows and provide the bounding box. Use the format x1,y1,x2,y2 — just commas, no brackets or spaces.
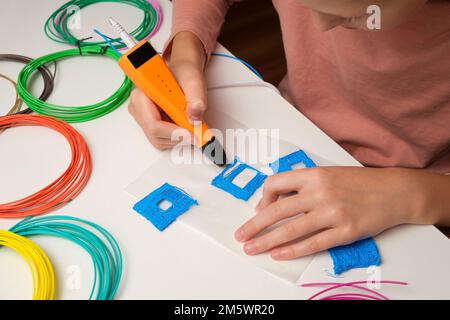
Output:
128,31,207,150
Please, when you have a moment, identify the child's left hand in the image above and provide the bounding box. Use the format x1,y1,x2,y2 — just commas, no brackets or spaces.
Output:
235,167,445,260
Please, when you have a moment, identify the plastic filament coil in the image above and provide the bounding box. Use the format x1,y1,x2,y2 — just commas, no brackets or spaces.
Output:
9,216,123,300
45,0,163,49
0,73,23,116
16,46,133,123
0,230,55,300
0,54,56,116
0,115,92,218
302,281,408,300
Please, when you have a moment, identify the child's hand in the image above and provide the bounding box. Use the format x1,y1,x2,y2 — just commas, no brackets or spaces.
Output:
128,31,207,150
235,167,448,260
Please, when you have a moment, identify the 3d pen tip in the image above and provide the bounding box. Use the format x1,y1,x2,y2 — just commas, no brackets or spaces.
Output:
202,137,227,167
108,17,117,26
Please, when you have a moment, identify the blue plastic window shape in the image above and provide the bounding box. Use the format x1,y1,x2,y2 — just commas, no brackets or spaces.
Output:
269,150,316,174
133,183,198,231
211,158,267,201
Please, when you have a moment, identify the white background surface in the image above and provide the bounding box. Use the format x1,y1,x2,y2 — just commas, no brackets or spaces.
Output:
1,0,449,299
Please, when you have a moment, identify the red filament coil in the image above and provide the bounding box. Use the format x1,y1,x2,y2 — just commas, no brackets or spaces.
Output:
0,115,92,218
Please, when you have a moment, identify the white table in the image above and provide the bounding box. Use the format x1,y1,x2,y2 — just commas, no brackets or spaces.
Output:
1,0,449,299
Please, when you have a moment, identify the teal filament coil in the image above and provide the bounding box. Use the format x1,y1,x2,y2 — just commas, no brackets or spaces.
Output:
9,215,123,300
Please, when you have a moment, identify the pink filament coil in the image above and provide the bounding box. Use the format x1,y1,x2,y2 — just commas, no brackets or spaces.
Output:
301,281,408,300
144,0,163,40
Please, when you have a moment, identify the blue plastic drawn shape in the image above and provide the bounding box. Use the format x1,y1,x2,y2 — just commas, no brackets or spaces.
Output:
133,183,198,231
269,150,316,174
328,238,381,275
211,158,267,201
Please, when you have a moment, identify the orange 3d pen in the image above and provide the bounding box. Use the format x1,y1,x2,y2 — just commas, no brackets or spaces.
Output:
108,18,227,166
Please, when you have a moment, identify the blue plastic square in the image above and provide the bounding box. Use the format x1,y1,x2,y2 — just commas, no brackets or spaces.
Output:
133,183,198,231
328,238,381,275
269,150,316,174
211,158,267,201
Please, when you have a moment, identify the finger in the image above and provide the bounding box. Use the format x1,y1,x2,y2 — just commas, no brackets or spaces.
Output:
236,194,313,242
129,88,192,141
270,228,351,260
152,137,183,148
151,141,177,151
129,88,162,123
257,171,310,212
171,63,207,123
154,121,188,139
170,127,194,146
156,133,194,146
243,213,328,256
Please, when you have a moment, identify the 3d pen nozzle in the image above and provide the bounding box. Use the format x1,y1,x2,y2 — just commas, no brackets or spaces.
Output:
202,137,227,167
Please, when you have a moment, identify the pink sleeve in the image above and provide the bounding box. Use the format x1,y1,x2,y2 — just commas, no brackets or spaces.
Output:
164,0,240,58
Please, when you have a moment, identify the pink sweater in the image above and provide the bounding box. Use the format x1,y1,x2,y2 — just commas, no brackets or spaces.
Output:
167,0,450,173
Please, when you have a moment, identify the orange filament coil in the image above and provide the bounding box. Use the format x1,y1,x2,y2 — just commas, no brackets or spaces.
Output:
0,115,92,218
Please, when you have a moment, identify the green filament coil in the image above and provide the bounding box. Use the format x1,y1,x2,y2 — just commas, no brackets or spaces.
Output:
16,45,133,122
45,0,159,49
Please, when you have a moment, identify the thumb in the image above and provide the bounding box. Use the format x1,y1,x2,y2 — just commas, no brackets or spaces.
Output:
171,63,207,124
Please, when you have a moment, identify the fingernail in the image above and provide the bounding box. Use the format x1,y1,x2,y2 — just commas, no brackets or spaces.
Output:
187,101,205,124
235,228,245,242
244,242,257,255
271,249,287,260
188,117,201,125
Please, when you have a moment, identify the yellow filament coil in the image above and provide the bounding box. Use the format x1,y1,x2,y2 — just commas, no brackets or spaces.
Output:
0,230,55,300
